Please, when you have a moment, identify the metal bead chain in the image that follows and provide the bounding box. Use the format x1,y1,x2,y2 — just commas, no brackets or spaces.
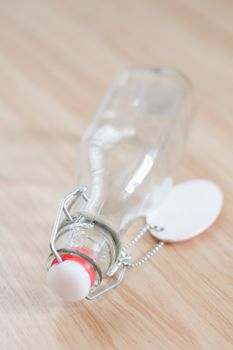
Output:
125,241,164,268
120,224,165,268
121,224,151,252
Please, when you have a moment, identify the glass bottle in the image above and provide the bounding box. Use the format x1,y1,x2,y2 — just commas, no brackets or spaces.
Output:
47,67,193,301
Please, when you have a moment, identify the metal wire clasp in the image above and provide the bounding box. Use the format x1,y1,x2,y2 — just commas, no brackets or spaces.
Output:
49,188,165,301
49,186,89,263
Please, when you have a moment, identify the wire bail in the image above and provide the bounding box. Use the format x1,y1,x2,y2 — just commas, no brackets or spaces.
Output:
49,186,89,263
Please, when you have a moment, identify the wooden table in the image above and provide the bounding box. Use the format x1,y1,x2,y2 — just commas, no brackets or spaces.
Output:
0,0,232,349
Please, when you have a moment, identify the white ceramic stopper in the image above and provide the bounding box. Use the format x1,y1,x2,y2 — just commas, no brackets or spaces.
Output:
47,260,91,301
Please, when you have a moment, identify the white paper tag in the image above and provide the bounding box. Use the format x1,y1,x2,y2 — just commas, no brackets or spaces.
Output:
147,179,223,242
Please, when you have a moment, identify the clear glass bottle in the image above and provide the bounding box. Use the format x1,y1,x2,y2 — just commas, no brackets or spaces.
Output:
47,67,193,301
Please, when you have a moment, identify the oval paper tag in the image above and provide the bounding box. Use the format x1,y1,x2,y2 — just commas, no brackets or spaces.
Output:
147,179,223,242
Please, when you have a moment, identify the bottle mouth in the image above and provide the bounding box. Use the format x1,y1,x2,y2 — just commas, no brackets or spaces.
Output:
51,247,96,287
47,247,103,287
47,259,91,301
47,247,99,301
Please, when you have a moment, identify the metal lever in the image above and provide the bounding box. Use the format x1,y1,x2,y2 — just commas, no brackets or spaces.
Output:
86,265,128,300
49,186,89,263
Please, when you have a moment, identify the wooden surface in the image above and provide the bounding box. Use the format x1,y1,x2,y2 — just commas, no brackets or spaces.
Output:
0,0,232,349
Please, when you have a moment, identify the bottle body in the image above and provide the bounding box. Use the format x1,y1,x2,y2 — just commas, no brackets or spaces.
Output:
76,67,193,230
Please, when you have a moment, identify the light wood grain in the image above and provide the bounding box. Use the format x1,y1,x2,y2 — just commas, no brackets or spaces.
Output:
0,0,232,349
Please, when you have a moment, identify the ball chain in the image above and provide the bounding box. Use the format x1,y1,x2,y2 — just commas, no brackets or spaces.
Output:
120,224,165,268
